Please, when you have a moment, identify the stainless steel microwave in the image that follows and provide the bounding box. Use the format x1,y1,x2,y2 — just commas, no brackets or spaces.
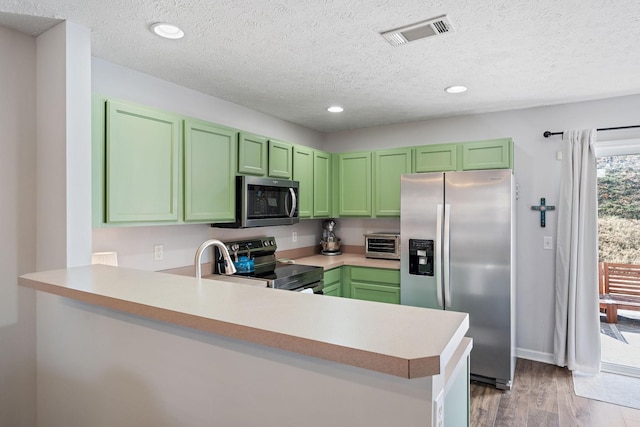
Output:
212,176,299,228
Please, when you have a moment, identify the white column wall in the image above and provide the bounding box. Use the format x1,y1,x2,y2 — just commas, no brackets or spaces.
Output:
36,21,92,271
0,25,37,427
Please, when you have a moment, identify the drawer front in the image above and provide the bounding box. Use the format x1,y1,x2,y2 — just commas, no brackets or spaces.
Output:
350,267,400,286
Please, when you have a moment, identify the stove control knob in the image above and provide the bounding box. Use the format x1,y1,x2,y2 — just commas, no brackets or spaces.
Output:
263,241,269,247
269,239,275,246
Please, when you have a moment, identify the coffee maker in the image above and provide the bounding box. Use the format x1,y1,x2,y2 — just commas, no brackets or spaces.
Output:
320,219,341,256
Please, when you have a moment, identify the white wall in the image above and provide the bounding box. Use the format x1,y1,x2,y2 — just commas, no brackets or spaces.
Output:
91,59,326,270
36,21,92,271
0,25,37,427
324,94,640,360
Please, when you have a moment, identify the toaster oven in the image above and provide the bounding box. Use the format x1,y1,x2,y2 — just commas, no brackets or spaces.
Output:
364,233,401,260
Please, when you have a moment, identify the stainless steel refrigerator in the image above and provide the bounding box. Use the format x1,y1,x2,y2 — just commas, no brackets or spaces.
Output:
400,169,515,389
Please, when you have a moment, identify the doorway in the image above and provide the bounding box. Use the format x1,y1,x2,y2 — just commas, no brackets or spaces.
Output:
597,151,640,377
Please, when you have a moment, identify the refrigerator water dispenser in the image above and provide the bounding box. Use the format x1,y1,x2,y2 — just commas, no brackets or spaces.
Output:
408,239,434,276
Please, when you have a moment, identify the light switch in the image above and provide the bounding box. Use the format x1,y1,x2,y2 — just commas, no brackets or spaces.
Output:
543,236,553,250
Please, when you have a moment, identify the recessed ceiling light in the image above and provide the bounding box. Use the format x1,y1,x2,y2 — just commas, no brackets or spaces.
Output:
445,85,467,94
327,106,344,113
150,23,184,40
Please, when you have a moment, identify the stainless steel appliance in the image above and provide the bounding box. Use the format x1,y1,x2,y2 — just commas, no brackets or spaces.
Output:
212,176,299,228
320,219,341,255
364,233,401,260
400,169,515,390
214,236,324,293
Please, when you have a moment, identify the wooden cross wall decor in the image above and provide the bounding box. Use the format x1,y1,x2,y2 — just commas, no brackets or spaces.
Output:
531,198,556,227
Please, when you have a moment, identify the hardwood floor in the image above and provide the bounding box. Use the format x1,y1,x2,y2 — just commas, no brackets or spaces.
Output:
470,359,640,426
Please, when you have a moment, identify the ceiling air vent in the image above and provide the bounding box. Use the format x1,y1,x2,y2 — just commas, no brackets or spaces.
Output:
380,15,453,46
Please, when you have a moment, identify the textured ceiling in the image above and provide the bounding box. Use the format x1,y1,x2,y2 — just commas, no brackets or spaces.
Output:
2,1,640,132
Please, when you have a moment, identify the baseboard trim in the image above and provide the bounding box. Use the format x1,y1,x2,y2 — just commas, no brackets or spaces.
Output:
515,348,555,364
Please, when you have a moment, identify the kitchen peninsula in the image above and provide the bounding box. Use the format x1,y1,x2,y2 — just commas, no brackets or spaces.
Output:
20,264,471,427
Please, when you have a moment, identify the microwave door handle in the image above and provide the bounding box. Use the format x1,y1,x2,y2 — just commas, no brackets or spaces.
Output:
287,188,297,218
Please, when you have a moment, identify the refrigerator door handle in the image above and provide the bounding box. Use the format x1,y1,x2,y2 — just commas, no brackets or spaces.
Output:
435,204,444,308
443,203,452,308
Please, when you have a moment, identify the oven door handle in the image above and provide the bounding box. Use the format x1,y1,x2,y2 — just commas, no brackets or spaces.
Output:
286,188,297,218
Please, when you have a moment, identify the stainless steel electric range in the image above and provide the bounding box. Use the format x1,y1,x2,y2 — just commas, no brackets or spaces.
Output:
214,236,324,294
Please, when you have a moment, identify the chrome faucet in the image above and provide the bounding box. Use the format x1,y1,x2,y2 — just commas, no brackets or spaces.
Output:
194,239,237,279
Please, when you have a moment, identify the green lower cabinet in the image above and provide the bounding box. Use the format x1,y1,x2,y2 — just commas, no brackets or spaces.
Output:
350,282,400,304
323,267,342,297
347,266,400,304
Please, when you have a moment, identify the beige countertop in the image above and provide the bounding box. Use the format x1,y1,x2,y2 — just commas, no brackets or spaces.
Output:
19,264,467,379
289,253,401,270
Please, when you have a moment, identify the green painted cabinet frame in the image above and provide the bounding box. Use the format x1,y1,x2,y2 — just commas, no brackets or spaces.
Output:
461,138,512,170
184,119,237,222
105,100,181,223
347,266,400,304
323,267,342,297
268,139,293,178
374,148,412,217
313,150,332,218
293,145,313,218
338,151,372,216
238,132,268,176
413,143,458,173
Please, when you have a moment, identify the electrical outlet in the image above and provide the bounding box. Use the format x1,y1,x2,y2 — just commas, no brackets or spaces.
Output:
543,236,553,250
154,244,164,261
292,231,297,242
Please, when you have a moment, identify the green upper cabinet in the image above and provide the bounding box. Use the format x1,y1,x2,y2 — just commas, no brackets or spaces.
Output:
461,138,512,170
413,143,458,173
338,151,372,216
184,120,237,222
238,132,268,176
313,150,332,218
105,100,181,223
293,145,314,218
373,148,411,217
268,139,293,179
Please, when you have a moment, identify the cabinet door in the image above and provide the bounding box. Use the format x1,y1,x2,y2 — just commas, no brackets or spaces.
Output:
374,148,411,217
350,283,400,304
461,139,512,170
313,150,332,218
323,267,342,297
238,132,267,176
338,152,372,216
184,120,236,222
293,145,313,218
413,143,458,173
106,100,180,223
268,139,293,178
348,267,400,304
323,283,341,297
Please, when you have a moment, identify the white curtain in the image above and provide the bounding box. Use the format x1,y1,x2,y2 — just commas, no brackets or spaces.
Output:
553,128,601,374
